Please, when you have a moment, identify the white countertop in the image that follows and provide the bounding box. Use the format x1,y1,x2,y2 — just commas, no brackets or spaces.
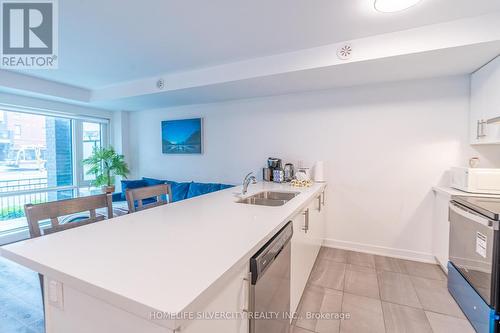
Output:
0,182,326,330
432,186,500,198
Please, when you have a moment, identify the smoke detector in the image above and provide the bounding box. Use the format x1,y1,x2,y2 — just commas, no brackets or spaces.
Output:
156,78,165,90
337,44,352,60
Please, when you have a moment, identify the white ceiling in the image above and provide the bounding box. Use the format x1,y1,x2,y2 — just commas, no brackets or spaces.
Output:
13,0,500,89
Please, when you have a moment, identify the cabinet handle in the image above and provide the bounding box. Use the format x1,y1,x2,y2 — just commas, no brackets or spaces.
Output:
322,191,325,206
302,209,309,233
242,272,252,313
477,120,487,139
318,195,322,212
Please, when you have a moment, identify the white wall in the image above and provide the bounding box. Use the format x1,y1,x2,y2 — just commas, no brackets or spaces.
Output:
128,76,500,261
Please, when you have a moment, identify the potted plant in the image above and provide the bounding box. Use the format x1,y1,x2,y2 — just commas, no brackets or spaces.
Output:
82,146,129,193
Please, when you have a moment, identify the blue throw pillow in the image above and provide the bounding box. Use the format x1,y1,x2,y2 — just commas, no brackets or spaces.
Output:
142,177,166,186
121,179,148,201
166,181,190,202
187,182,221,198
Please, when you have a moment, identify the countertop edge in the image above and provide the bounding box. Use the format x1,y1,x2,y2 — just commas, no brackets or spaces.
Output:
432,186,500,198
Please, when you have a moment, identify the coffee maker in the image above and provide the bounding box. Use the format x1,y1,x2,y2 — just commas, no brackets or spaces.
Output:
264,157,282,182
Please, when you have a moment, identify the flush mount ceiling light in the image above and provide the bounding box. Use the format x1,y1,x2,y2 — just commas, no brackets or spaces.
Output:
374,0,422,13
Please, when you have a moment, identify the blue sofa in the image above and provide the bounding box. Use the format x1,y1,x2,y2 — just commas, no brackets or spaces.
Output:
112,177,234,205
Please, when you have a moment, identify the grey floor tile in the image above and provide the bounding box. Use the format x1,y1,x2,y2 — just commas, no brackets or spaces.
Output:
290,325,314,333
344,264,379,299
411,276,465,318
400,259,446,281
0,293,44,327
340,293,385,333
346,251,375,268
425,311,475,333
28,319,45,333
295,285,343,333
309,259,346,291
0,315,36,333
382,302,432,333
0,257,44,333
378,271,421,308
374,255,406,274
318,247,348,263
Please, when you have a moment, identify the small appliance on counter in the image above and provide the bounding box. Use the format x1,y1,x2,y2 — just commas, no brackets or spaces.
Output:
296,167,311,181
448,196,500,332
313,161,325,183
265,157,282,182
450,167,500,195
284,163,295,182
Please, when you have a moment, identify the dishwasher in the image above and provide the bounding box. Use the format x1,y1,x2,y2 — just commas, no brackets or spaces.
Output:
249,222,293,333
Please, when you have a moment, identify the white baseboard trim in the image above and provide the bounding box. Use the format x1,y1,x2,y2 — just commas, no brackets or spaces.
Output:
323,238,436,264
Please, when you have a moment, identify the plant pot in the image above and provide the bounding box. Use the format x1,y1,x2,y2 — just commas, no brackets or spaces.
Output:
102,185,115,194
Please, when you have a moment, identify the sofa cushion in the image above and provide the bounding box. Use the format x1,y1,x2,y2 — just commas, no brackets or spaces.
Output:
187,182,221,198
219,184,234,190
166,181,190,202
142,177,166,186
120,179,148,201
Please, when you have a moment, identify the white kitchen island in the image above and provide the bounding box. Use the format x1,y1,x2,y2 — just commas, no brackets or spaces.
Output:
0,182,326,333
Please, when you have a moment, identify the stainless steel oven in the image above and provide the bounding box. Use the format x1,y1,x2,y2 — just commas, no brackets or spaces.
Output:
449,197,500,333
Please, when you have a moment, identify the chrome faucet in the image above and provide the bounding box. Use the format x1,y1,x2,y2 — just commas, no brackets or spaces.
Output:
242,172,257,195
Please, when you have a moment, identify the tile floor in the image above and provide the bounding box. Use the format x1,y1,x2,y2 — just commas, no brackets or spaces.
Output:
0,247,476,333
291,247,475,333
0,256,44,333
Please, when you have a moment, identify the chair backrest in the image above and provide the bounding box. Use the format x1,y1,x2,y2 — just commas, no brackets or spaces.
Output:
25,193,113,238
126,183,172,213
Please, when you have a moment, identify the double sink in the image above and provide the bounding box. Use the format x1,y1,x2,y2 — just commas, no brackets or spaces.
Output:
237,191,300,206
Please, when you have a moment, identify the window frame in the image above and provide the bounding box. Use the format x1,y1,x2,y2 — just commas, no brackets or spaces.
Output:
0,105,111,245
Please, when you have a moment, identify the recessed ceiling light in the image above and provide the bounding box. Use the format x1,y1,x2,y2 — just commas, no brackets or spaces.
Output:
374,0,422,13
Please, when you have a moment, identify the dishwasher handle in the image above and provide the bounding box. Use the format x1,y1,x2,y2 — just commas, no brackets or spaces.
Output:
449,202,498,230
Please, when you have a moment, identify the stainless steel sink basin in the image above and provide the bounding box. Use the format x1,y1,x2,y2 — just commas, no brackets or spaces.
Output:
237,191,299,206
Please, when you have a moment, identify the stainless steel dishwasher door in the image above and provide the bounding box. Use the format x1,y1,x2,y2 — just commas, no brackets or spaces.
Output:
252,241,291,333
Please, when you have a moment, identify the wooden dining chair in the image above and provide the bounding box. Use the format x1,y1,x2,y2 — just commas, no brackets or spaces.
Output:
126,183,172,213
25,193,113,238
23,193,113,309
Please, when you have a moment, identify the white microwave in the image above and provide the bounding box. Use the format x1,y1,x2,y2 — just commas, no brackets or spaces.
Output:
450,167,500,195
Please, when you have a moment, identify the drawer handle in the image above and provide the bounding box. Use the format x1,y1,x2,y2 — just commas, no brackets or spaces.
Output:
302,209,309,233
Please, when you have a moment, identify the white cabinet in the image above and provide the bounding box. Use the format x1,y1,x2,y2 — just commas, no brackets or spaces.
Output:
432,189,451,273
182,263,249,333
470,56,500,144
290,189,326,314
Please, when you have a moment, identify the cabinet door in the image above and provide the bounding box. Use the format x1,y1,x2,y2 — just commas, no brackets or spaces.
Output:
432,191,451,273
290,211,314,314
470,56,500,144
308,194,323,255
181,263,249,333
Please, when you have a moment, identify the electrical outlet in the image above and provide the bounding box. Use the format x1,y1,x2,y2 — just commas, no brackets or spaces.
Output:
48,278,64,309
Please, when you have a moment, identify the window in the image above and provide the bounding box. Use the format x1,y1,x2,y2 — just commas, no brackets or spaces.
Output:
82,122,104,183
0,109,109,244
13,124,21,138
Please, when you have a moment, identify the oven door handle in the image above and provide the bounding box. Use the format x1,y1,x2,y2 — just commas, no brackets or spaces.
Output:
449,202,499,230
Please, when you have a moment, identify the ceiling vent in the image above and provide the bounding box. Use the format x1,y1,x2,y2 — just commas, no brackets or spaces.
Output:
156,78,165,90
337,44,353,60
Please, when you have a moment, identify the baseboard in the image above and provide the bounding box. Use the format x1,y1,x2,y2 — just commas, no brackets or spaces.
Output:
323,238,436,264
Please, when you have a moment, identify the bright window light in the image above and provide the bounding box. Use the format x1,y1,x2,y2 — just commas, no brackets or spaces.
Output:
374,0,422,13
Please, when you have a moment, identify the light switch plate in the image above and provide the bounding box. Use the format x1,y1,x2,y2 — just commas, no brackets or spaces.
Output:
47,278,64,309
